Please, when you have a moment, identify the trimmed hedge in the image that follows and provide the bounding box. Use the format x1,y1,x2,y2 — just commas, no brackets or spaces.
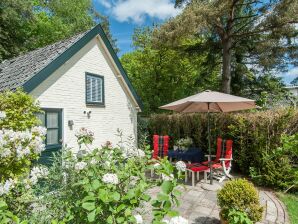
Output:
145,108,298,190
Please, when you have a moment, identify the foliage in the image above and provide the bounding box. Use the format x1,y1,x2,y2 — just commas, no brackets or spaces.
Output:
217,179,263,223
226,209,252,224
121,27,220,114
146,108,298,190
250,133,298,191
0,0,117,62
154,0,298,93
1,128,186,223
0,89,41,131
0,200,27,224
277,193,298,224
0,89,46,181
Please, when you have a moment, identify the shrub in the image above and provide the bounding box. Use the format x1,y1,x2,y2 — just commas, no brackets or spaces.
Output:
217,179,263,223
2,128,186,223
0,89,41,131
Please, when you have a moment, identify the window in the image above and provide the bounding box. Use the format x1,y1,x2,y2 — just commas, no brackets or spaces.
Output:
86,73,104,105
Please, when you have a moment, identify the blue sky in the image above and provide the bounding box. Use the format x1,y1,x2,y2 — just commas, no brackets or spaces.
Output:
93,0,180,56
93,0,297,84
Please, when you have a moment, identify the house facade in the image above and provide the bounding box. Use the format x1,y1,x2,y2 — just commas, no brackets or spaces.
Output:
0,24,142,157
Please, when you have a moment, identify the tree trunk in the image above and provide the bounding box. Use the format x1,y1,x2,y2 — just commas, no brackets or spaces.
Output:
221,39,232,94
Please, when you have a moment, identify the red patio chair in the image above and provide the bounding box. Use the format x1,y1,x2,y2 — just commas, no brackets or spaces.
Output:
206,139,233,182
185,139,232,186
152,135,169,159
150,135,169,177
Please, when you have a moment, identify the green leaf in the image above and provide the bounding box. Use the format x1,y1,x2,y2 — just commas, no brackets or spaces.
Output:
161,181,173,194
167,210,179,217
87,210,96,222
82,202,95,211
116,204,126,212
92,180,100,190
0,200,8,210
83,195,96,202
116,217,125,223
111,192,121,201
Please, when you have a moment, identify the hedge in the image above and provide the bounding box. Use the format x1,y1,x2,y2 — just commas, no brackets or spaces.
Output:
144,108,298,190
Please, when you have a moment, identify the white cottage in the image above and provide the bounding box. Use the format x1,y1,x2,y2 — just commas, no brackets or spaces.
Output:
0,24,142,158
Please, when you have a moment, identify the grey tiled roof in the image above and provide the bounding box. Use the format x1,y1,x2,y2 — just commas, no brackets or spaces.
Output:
0,32,86,91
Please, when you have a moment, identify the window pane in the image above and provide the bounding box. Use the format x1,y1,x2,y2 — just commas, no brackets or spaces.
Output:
47,112,58,128
86,76,92,102
36,113,45,126
86,74,103,103
47,129,58,145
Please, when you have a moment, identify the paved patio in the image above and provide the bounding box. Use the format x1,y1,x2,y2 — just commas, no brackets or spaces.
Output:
142,179,290,224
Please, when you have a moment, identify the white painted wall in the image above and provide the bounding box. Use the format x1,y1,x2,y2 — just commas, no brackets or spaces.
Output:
30,35,138,151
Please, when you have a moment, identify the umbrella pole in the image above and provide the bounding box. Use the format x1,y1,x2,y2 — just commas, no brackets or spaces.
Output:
208,102,213,185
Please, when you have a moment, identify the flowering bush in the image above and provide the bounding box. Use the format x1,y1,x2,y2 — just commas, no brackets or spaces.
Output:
0,128,185,223
0,126,46,181
75,127,94,147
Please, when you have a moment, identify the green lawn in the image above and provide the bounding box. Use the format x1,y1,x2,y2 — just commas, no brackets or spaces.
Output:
277,193,298,224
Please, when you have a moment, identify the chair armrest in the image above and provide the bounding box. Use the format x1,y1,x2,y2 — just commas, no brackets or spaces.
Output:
219,158,233,161
204,155,216,158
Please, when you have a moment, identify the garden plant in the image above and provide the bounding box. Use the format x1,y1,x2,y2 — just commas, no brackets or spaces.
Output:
217,179,263,224
0,90,189,224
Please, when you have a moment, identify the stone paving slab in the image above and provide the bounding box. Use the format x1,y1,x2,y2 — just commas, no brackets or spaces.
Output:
142,179,290,224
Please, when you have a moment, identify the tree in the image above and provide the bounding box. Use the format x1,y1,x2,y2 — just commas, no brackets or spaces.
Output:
155,0,298,93
0,0,33,61
0,0,117,61
121,27,220,114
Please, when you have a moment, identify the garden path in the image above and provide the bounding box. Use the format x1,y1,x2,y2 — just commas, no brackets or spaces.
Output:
142,179,290,224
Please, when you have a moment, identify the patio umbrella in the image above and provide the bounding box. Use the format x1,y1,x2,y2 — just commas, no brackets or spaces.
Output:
159,90,256,184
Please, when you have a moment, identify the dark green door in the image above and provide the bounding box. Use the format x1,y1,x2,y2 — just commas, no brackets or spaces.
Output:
37,108,63,165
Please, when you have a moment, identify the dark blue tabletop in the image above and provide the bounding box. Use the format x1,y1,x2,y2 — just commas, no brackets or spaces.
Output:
168,148,204,163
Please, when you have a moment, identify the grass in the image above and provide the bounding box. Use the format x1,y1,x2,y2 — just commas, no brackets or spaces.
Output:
277,192,298,224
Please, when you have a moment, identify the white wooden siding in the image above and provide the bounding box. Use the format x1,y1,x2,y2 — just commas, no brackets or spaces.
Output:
30,36,138,151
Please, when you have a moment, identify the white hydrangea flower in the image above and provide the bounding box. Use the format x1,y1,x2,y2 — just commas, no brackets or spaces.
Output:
134,214,143,224
102,173,119,185
75,161,87,171
0,179,15,196
31,126,47,136
161,173,174,181
30,166,49,184
122,147,146,158
90,158,98,165
168,216,189,224
175,161,186,172
0,148,11,158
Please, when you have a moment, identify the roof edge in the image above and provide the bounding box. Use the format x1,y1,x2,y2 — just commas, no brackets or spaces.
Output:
22,24,143,111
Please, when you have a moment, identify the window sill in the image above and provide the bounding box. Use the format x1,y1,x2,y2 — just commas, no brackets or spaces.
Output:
86,103,106,107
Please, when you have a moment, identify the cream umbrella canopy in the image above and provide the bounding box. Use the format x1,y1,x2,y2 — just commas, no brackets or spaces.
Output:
159,90,256,184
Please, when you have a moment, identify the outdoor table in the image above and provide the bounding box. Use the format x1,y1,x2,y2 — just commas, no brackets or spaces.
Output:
168,148,204,163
